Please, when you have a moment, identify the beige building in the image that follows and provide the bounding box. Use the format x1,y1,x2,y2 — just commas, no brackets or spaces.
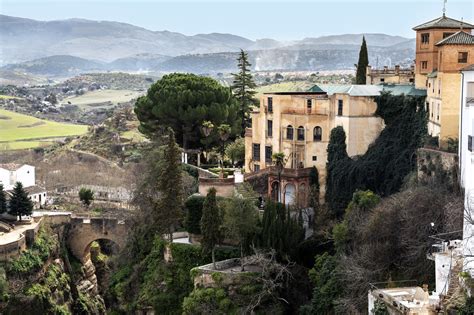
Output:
366,65,415,85
424,31,474,146
244,85,425,206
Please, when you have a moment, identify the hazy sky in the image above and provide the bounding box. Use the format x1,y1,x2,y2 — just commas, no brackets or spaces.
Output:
1,0,473,40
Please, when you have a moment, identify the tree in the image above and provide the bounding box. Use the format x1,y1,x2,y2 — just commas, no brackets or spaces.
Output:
231,50,258,135
79,188,94,207
135,73,240,150
156,129,185,242
225,137,245,167
222,195,260,271
0,184,7,214
325,126,351,216
8,182,33,221
200,188,222,269
308,166,320,210
272,152,286,203
355,36,369,84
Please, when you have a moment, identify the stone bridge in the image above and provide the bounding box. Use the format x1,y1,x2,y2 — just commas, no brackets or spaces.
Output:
66,216,129,263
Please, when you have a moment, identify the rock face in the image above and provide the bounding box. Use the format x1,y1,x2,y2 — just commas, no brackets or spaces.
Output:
78,258,99,296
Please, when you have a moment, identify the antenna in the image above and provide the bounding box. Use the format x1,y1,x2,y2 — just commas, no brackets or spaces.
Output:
443,0,447,16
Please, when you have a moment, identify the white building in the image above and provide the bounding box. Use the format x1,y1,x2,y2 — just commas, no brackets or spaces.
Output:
0,163,47,208
460,65,474,273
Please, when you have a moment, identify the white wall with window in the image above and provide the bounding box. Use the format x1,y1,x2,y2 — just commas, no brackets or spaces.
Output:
460,67,474,274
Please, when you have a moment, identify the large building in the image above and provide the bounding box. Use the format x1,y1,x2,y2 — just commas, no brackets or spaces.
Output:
244,85,425,206
412,15,474,147
460,65,474,272
366,65,415,85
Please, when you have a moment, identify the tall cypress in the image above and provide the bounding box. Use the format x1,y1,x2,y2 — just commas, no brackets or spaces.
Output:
200,188,221,269
355,36,369,84
8,182,33,221
231,49,258,135
0,184,7,214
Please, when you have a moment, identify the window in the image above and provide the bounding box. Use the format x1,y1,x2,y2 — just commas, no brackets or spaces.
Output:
421,33,430,44
443,32,454,39
265,146,272,162
409,78,414,83
426,102,430,118
380,78,385,83
337,99,343,116
313,126,322,141
431,102,433,118
438,79,441,95
312,156,317,161
307,99,312,113
267,97,273,113
459,52,468,63
267,120,273,137
437,103,440,121
469,135,473,152
286,125,294,140
254,164,260,172
297,126,305,141
252,143,260,161
421,61,428,69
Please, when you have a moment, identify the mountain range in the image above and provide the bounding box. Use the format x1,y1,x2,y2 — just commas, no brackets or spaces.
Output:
0,14,416,77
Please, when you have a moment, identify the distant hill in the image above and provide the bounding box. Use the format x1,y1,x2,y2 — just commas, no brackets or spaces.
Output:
0,14,415,77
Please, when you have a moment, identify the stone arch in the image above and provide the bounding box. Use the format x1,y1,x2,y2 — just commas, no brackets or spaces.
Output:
67,217,128,263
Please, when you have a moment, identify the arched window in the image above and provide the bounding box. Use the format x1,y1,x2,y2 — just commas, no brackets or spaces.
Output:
297,126,305,141
286,125,294,140
284,183,296,206
313,126,322,141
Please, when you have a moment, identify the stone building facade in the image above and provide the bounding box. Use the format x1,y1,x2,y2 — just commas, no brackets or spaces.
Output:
366,65,415,85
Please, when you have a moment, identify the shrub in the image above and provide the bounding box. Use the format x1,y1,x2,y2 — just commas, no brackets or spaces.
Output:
184,195,205,234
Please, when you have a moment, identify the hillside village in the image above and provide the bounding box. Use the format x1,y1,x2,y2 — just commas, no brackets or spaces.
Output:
0,3,474,315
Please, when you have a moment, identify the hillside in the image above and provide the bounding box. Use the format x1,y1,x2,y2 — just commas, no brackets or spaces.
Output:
0,109,88,150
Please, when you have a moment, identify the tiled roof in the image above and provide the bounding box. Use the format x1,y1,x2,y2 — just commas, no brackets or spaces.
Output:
427,71,438,78
313,84,426,97
0,163,22,171
413,15,474,30
436,31,474,45
462,64,474,71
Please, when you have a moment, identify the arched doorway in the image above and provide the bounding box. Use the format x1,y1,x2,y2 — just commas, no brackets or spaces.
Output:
284,183,296,206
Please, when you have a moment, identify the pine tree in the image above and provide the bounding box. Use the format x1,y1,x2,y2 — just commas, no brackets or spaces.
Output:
355,36,369,84
200,188,221,269
231,49,258,135
0,184,7,214
8,182,33,221
156,129,184,242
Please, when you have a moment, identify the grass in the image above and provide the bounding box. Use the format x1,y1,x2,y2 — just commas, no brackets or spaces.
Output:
63,89,143,109
0,95,22,100
0,109,88,150
255,81,313,97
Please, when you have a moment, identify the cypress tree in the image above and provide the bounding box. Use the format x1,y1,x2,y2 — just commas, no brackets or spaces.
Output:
308,166,320,210
200,188,221,269
231,49,258,135
156,129,184,242
8,182,33,221
355,36,369,84
0,184,7,214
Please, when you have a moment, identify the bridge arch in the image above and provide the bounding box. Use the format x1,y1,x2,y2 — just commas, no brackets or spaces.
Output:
67,217,128,263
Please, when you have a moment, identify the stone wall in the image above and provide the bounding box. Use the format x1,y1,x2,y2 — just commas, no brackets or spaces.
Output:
417,147,458,186
0,233,26,261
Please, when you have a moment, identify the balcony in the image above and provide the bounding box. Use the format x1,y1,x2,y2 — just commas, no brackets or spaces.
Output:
426,230,462,261
281,108,329,116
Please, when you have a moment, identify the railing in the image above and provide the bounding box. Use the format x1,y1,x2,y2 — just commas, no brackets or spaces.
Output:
369,280,418,291
427,230,463,261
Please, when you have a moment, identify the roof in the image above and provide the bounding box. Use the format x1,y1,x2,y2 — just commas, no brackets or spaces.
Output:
413,15,474,30
436,31,474,45
24,185,46,195
307,85,325,93
381,84,427,97
263,91,326,96
0,163,22,171
317,84,381,97
427,71,438,78
311,84,426,97
462,64,474,71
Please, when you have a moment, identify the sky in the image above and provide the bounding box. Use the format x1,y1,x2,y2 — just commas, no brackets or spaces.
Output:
1,0,473,40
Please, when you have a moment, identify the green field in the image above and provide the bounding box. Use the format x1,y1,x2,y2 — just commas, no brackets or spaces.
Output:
0,109,88,150
256,81,313,97
63,89,143,109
